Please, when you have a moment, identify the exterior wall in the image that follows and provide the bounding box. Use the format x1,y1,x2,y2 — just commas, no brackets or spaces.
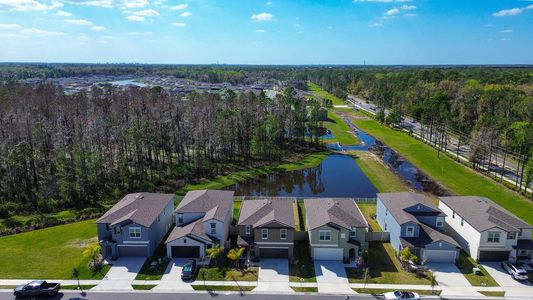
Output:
177,212,204,224
309,225,366,260
166,236,208,258
439,201,482,259
400,221,420,238
97,223,111,241
146,200,174,256
417,216,444,229
202,219,225,242
479,227,515,251
376,197,403,252
519,228,532,240
253,227,294,243
237,225,252,237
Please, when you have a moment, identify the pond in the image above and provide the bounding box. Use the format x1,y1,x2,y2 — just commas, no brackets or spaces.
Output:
228,154,379,198
109,79,147,87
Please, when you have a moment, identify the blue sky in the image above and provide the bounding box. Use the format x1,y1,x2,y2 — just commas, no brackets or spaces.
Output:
0,0,532,64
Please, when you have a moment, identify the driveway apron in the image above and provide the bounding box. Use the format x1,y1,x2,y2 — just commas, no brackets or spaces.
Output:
93,257,145,290
314,260,354,294
482,262,532,298
153,258,194,291
428,263,482,297
255,259,292,293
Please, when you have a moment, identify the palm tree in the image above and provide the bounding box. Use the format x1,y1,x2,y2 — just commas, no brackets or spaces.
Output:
428,270,437,294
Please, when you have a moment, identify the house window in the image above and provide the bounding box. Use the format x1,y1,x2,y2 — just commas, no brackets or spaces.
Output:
452,212,455,219
261,229,268,239
341,233,346,239
210,223,216,234
319,230,331,241
178,213,183,224
436,219,444,228
105,224,110,231
129,227,141,238
406,226,415,237
507,232,516,240
518,230,522,237
385,223,388,231
280,229,287,240
350,227,357,238
461,218,464,226
385,209,388,216
158,216,160,222
487,232,500,243
245,225,251,235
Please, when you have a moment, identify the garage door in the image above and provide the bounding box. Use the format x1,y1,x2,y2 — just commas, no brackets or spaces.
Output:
259,247,288,258
118,245,148,257
422,250,456,263
171,246,200,258
313,247,343,260
479,251,509,262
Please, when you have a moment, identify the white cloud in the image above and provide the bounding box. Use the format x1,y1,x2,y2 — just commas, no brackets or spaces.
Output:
75,35,93,41
492,5,533,17
21,27,65,36
0,0,63,11
65,19,94,26
180,11,191,17
168,3,187,10
251,12,273,21
172,22,186,27
56,10,72,16
500,29,513,33
132,8,159,16
400,4,416,10
385,8,400,16
121,0,148,9
127,15,145,21
128,31,152,35
91,25,106,31
0,23,22,29
255,29,266,33
100,35,114,39
266,1,272,4
67,0,112,8
403,13,417,17
500,38,511,41
370,22,383,27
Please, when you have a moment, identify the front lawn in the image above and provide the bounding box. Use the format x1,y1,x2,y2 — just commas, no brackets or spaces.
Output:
132,284,157,290
353,288,441,296
135,233,171,280
289,241,316,282
479,291,505,297
292,287,318,292
346,242,429,285
192,285,255,291
196,266,258,281
61,285,97,290
0,219,110,279
456,251,499,287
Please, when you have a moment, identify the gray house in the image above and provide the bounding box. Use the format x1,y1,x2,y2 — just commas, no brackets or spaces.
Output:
165,190,234,258
97,193,175,259
304,198,368,261
376,192,460,263
237,199,295,260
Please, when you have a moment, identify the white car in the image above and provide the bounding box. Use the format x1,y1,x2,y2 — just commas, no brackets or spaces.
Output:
384,290,420,300
501,261,529,281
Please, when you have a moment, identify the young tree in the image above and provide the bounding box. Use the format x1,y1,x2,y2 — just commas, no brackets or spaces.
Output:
428,270,438,294
226,247,245,269
206,244,222,267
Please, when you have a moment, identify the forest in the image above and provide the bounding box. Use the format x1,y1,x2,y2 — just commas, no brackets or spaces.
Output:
0,81,325,230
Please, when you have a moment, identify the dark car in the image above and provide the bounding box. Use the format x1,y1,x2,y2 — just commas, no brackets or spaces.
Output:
181,259,197,281
14,280,61,298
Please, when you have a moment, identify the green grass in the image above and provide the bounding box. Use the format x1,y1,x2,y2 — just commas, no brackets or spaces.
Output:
456,251,499,287
191,285,255,291
353,288,441,296
308,82,345,106
296,201,306,231
351,112,533,226
196,267,258,281
0,219,111,279
131,284,157,290
178,152,329,193
358,203,380,232
135,233,171,280
291,287,318,292
289,241,316,283
233,200,242,224
61,285,97,290
479,291,505,297
0,285,16,289
292,202,301,232
352,151,409,193
322,112,358,145
346,242,429,285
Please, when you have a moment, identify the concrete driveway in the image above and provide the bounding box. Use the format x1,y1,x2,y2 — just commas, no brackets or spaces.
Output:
255,259,292,293
428,263,481,297
314,260,354,294
482,262,532,298
93,257,145,290
152,258,194,291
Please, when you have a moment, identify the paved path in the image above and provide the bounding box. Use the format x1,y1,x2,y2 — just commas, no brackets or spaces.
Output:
428,263,482,297
314,261,354,295
93,257,145,291
255,259,293,293
482,262,532,298
152,259,194,291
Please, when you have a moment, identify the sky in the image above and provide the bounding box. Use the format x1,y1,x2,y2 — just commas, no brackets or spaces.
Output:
0,0,532,64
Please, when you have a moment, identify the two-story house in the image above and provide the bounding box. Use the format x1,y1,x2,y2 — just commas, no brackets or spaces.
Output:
439,196,533,262
236,199,295,260
97,193,175,259
165,190,234,258
376,192,460,263
304,198,368,261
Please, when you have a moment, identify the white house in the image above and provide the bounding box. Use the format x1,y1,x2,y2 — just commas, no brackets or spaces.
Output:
439,196,533,262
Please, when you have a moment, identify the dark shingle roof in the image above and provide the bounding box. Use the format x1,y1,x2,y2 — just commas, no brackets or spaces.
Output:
401,223,460,249
176,190,234,222
166,218,218,244
377,192,443,225
97,193,174,227
304,198,368,230
439,196,532,232
237,199,294,228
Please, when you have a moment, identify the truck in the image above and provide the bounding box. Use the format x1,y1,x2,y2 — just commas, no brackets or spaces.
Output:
13,280,61,297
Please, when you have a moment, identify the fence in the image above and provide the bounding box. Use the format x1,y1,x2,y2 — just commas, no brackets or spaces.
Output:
234,196,376,203
366,231,390,242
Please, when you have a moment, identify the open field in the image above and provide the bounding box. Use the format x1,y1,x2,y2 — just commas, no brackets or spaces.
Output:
0,219,110,279
308,82,345,106
350,112,533,226
323,112,358,145
352,151,409,193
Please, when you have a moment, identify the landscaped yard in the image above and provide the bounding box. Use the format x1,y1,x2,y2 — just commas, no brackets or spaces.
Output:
289,241,316,282
131,284,157,290
353,288,441,296
346,242,429,285
0,219,110,279
479,291,505,297
135,233,171,280
456,252,499,287
61,285,97,290
196,266,258,281
191,285,255,291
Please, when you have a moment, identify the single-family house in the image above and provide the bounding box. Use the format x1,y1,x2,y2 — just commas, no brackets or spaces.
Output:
304,198,368,261
376,192,460,263
165,190,234,258
97,193,175,259
439,196,533,262
237,199,295,260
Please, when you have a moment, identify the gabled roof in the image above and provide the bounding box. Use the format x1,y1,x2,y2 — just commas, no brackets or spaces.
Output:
237,199,294,228
401,222,460,249
166,218,218,244
97,193,174,228
176,189,234,222
439,196,532,232
304,198,368,230
377,192,444,225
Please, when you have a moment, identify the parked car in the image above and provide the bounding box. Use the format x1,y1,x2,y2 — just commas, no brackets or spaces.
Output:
384,290,420,300
14,280,61,297
181,259,197,281
501,261,529,281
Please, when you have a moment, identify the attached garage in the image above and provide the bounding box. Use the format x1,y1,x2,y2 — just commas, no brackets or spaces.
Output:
171,246,200,258
479,251,510,262
313,247,343,261
422,250,457,263
118,245,148,257
259,247,288,258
